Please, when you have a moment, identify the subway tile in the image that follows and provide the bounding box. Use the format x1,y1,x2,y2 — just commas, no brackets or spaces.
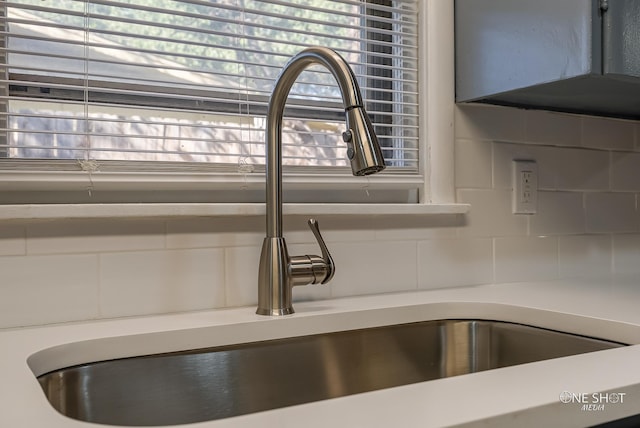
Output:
525,110,581,147
455,104,525,142
611,152,640,192
27,219,165,255
457,189,528,238
585,193,637,234
613,234,640,275
99,248,225,318
529,191,585,236
553,148,609,191
454,139,492,189
558,235,612,278
495,236,558,283
166,216,263,249
0,254,99,328
329,241,417,297
373,215,460,241
582,116,635,150
224,246,261,308
0,225,26,256
417,238,493,289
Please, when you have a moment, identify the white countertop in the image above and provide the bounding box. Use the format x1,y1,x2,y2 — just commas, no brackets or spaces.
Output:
2,276,640,428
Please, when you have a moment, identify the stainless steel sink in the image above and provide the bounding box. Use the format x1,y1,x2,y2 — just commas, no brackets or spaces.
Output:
37,319,624,426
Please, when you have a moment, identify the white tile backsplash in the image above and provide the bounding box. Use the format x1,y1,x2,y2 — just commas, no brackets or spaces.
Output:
27,219,166,254
495,236,558,283
0,254,99,328
166,217,263,249
3,104,640,328
99,249,226,318
558,235,612,278
457,189,528,237
455,104,525,142
418,238,493,289
530,191,585,236
611,152,640,191
525,110,582,147
613,234,640,275
328,241,417,297
553,147,609,191
454,139,492,189
582,116,635,151
224,246,262,308
585,192,637,234
372,215,460,241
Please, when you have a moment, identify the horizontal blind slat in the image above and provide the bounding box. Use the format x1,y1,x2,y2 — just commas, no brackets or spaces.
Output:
6,4,418,51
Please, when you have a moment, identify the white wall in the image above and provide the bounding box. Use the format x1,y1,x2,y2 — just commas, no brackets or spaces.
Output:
1,104,639,328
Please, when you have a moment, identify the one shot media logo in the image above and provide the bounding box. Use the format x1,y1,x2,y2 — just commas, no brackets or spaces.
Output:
559,391,627,411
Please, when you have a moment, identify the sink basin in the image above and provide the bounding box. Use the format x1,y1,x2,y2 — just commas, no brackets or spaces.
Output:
37,319,623,426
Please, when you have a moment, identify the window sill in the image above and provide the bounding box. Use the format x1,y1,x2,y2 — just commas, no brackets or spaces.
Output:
0,203,470,221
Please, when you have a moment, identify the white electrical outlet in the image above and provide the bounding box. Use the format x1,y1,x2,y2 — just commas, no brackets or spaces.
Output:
512,160,538,214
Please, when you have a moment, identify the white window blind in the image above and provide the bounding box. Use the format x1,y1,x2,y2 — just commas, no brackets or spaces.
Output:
1,0,419,179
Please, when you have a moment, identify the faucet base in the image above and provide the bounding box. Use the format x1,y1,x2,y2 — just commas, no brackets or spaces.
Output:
257,237,293,316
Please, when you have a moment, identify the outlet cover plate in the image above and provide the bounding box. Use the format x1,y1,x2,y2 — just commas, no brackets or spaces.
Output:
512,160,538,214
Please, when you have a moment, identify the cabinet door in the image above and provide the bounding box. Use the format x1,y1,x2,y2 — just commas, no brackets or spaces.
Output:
455,0,599,102
603,0,640,78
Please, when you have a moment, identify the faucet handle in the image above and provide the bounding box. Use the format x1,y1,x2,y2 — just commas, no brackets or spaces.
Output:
289,219,335,286
307,219,335,284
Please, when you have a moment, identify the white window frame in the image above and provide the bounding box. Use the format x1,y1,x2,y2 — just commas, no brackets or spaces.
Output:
0,1,466,218
422,0,455,205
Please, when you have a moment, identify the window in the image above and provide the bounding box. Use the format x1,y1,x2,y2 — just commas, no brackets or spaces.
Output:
1,0,420,203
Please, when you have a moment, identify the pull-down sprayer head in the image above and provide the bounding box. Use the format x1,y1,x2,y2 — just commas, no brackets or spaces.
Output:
344,106,386,176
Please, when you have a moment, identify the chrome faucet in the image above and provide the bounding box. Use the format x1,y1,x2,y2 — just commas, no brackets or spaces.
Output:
257,47,386,316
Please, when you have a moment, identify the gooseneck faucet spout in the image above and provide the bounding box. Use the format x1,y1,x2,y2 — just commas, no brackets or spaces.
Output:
257,47,386,316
